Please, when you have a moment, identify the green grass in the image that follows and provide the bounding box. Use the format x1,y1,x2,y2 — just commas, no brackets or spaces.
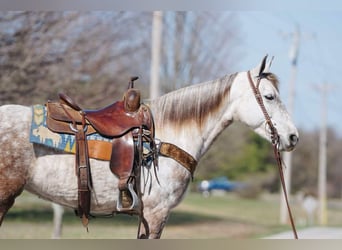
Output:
1,191,342,239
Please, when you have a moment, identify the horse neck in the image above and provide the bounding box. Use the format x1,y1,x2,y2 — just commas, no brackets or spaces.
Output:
150,73,238,160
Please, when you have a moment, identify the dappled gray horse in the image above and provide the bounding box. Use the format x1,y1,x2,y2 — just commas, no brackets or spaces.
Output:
0,56,298,238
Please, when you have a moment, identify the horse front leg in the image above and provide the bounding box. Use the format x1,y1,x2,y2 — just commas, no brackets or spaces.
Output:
137,208,170,239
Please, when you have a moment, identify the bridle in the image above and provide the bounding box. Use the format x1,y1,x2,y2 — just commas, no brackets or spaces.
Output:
247,70,298,239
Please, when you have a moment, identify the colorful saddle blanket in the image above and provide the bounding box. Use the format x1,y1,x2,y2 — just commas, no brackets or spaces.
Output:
30,105,112,156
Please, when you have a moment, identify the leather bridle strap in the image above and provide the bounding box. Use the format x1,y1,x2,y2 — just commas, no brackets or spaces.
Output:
247,71,279,144
247,71,298,239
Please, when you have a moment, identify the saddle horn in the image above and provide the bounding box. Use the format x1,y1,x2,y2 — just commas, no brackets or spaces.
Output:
129,76,139,89
125,76,141,112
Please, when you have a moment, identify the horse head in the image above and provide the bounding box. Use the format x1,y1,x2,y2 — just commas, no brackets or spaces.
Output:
230,55,298,152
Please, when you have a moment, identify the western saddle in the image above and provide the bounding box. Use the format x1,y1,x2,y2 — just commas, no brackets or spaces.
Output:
46,77,156,228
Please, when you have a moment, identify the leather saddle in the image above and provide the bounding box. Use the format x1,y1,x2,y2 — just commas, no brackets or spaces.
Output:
49,92,153,138
46,77,155,227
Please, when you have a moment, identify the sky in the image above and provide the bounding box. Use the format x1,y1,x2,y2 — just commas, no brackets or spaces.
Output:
236,11,342,135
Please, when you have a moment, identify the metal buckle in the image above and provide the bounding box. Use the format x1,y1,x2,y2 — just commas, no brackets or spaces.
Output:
154,138,161,153
69,123,88,133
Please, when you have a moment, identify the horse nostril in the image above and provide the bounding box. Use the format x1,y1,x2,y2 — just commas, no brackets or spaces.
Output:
289,134,298,145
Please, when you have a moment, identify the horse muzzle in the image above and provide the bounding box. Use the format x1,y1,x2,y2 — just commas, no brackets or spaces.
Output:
281,133,299,152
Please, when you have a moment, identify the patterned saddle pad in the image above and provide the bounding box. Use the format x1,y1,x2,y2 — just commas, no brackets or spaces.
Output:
29,105,111,155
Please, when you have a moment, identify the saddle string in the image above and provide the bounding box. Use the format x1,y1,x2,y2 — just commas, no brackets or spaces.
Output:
247,71,298,239
142,105,161,187
132,128,160,195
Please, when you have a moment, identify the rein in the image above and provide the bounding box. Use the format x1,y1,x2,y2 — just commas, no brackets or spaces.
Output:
247,71,298,239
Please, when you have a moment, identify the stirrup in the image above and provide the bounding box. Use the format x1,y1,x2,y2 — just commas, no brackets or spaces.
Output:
116,183,140,212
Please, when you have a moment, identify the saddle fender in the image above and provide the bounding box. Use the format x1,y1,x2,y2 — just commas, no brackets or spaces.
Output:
109,132,134,190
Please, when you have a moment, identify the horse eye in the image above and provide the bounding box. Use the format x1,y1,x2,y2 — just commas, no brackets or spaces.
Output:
264,94,274,101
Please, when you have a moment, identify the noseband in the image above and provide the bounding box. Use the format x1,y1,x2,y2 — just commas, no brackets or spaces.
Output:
247,71,298,239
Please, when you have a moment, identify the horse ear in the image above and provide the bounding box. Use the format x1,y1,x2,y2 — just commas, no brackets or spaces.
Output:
264,56,274,73
258,55,268,76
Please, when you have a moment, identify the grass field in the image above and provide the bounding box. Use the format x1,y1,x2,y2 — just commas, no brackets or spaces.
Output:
1,190,342,239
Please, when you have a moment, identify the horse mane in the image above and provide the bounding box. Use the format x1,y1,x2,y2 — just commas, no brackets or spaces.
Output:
263,72,279,91
150,73,238,129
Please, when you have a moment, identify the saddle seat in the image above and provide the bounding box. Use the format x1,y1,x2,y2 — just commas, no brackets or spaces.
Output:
84,101,152,138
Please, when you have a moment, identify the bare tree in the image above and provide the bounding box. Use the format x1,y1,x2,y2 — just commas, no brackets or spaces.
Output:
160,12,241,93
0,11,241,105
0,11,151,107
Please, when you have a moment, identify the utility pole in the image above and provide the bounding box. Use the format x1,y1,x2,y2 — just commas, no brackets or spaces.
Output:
316,83,331,225
150,11,163,100
279,25,300,225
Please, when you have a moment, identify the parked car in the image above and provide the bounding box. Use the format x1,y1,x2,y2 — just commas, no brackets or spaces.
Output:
197,176,244,197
